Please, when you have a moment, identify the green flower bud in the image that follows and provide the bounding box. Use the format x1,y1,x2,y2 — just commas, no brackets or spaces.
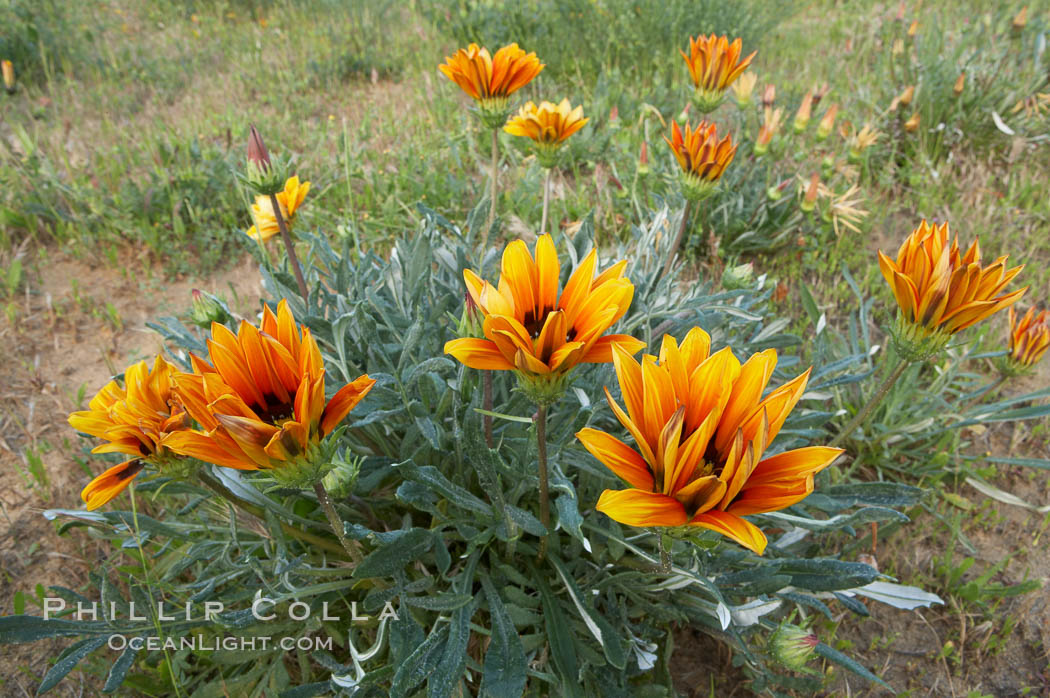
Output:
768,624,819,672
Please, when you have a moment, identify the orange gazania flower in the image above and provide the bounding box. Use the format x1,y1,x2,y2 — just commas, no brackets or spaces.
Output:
1008,306,1049,368
664,120,736,201
164,300,375,486
69,357,189,510
579,329,841,555
680,34,755,112
878,220,1026,341
439,43,543,125
504,99,587,166
444,234,644,402
246,176,310,242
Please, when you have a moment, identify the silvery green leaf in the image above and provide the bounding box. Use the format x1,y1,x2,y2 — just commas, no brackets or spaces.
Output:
965,477,1050,514
843,582,943,610
991,110,1015,136
729,599,781,626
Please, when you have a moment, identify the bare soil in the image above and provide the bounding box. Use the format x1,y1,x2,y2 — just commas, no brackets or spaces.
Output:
0,247,261,694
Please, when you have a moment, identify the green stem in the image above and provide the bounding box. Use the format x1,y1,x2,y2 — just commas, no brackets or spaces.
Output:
197,470,347,557
269,192,309,300
540,167,552,236
483,371,494,448
662,199,694,277
128,483,183,698
658,532,671,573
484,127,499,254
313,481,364,564
830,357,910,448
536,404,551,561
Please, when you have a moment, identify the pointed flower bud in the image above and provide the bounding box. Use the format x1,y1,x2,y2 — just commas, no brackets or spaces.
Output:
1012,6,1027,35
244,124,285,195
811,82,830,107
247,124,271,171
2,60,14,93
761,83,776,109
816,103,839,141
904,112,920,132
793,91,814,133
953,72,966,97
907,20,919,37
637,140,650,176
800,173,819,213
897,85,915,109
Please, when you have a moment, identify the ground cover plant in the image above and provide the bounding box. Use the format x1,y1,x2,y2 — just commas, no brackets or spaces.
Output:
0,1,1048,696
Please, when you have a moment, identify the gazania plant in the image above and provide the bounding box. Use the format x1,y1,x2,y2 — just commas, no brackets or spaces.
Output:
24,14,1050,697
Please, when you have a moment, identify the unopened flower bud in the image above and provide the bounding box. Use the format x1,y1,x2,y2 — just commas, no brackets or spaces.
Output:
769,624,819,672
811,82,830,107
321,454,360,499
904,112,920,132
637,141,650,176
609,105,619,123
457,292,484,338
721,262,754,290
2,60,13,94
761,83,776,109
907,20,918,37
898,85,915,108
800,173,820,212
1012,6,1027,35
244,125,285,195
793,91,814,133
953,72,966,97
816,103,839,141
189,289,233,328
247,124,271,171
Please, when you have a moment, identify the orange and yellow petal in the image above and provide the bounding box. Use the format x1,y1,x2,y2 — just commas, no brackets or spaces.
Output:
81,459,145,510
576,428,654,490
320,374,377,435
689,509,767,554
596,488,689,527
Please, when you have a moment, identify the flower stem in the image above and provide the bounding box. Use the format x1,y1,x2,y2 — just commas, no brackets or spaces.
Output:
540,167,553,236
269,192,309,300
484,127,499,254
830,357,910,448
197,470,348,557
536,404,551,561
658,532,671,573
662,199,694,277
313,481,364,564
483,371,494,448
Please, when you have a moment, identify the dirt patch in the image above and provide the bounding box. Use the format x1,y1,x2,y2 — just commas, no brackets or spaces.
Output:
0,245,262,691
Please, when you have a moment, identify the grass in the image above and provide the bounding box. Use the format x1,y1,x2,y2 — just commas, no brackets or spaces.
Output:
2,0,1049,693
